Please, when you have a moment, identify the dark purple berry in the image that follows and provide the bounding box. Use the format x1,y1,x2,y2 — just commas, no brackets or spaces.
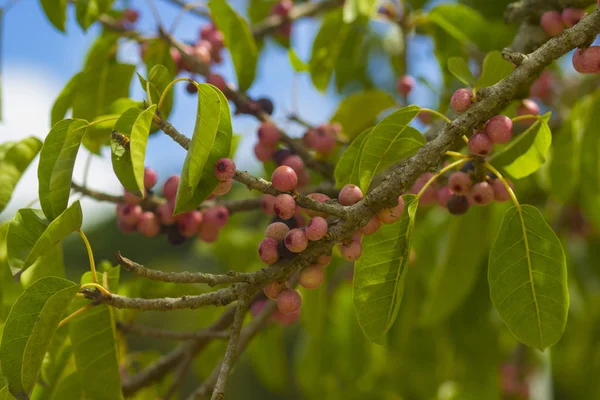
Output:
446,195,470,215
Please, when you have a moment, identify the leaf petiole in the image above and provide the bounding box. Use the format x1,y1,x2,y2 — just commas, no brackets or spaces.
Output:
87,116,119,128
483,162,520,210
78,229,98,284
80,282,112,296
57,303,95,328
445,151,469,158
157,77,196,113
419,108,452,124
416,158,469,199
511,114,542,123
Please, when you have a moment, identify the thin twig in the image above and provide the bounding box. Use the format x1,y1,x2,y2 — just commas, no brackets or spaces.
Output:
116,321,230,340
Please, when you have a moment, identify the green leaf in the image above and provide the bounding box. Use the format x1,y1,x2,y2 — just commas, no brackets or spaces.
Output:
335,18,370,91
309,10,350,91
38,119,88,221
579,94,600,231
420,206,490,325
248,325,288,393
30,327,71,400
69,267,123,400
384,23,406,77
75,0,113,31
447,57,475,87
7,201,82,275
137,64,175,123
330,90,396,139
20,244,65,289
46,372,81,400
475,50,514,88
208,0,258,92
0,277,78,399
51,73,82,127
175,84,232,214
354,195,418,344
247,0,277,24
0,137,43,213
39,0,68,32
488,112,551,179
342,0,377,23
358,106,424,191
111,105,156,196
488,205,568,350
334,128,371,188
288,49,309,73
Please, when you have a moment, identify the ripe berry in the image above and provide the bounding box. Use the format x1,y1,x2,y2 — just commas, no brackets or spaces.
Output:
274,194,297,220
138,212,160,237
307,126,336,154
437,186,452,208
358,215,382,235
305,217,328,241
468,133,493,156
492,179,512,202
448,171,472,195
277,240,296,259
193,42,212,65
123,8,139,23
396,75,415,96
124,190,141,205
257,121,280,146
281,155,305,174
144,167,158,189
272,149,294,165
261,194,276,215
117,220,136,234
530,70,553,100
517,99,540,117
177,210,203,237
299,265,325,289
214,158,236,180
163,175,180,201
259,237,280,264
450,88,473,114
562,8,586,27
540,10,565,36
156,201,177,225
316,254,332,267
305,193,330,217
471,182,494,205
340,240,362,261
486,115,513,144
198,224,219,242
203,205,229,227
119,204,142,226
254,142,276,162
446,195,469,215
257,98,274,115
263,281,283,300
338,184,363,206
572,46,600,74
297,170,310,189
271,0,293,18
265,222,290,241
378,196,405,224
276,288,302,314
284,228,308,253
418,112,432,125
213,179,232,196
206,73,227,92
271,166,298,191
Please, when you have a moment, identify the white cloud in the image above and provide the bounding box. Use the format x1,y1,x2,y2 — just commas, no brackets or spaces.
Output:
0,65,122,227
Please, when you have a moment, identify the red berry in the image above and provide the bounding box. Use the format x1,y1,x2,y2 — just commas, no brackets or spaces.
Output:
123,8,139,23
486,115,513,144
263,281,283,299
530,70,553,100
396,75,415,96
338,184,363,206
358,215,381,235
259,237,280,264
156,201,177,225
203,205,229,227
271,0,293,17
378,196,404,224
117,220,136,234
206,73,227,92
192,44,211,65
284,228,308,253
212,179,232,196
254,142,276,162
257,122,280,146
446,195,469,215
272,309,300,325
450,88,473,114
305,217,328,241
437,186,452,208
274,194,297,220
260,194,276,215
309,125,337,154
299,265,325,289
315,254,332,267
471,182,494,205
276,288,302,314
124,190,141,205
305,193,330,217
138,212,160,237
572,46,600,74
517,99,540,117
468,133,493,156
281,155,305,174
177,210,203,237
214,158,236,180
198,224,219,242
562,8,586,27
340,240,362,261
540,11,565,36
163,175,180,201
448,171,472,195
271,166,298,192
265,222,290,241
119,204,142,226
492,179,512,202
144,168,158,189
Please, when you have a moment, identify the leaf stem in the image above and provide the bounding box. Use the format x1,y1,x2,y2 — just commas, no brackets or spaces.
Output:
157,77,195,113
81,282,112,296
88,116,119,128
58,303,95,328
483,162,520,210
78,230,98,284
445,151,469,158
461,135,469,145
511,114,541,122
416,158,469,199
419,108,451,124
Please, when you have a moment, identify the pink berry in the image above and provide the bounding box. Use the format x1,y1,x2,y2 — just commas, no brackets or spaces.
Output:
265,222,290,241
117,220,136,234
119,204,142,226
212,179,232,196
271,166,298,192
214,158,236,180
418,112,432,125
338,184,363,206
305,193,330,217
486,115,513,144
254,142,276,162
206,73,227,92
308,125,337,154
250,299,267,317
358,215,381,235
562,8,586,27
138,212,160,237
276,288,302,314
448,171,472,195
540,11,565,36
299,265,325,289
418,185,437,206
177,210,203,237
294,210,306,228
263,281,283,300
274,194,297,220
377,196,404,224
284,228,308,253
163,175,180,201
305,217,328,241
339,240,362,261
271,0,293,17
260,194,276,214
123,8,139,23
203,205,229,227
572,46,600,74
156,201,177,225
450,88,473,114
396,75,415,96
517,99,540,116
471,182,494,205
144,168,158,189
297,170,310,189
315,254,332,267
530,70,553,100
124,190,141,205
197,224,219,242
468,133,493,156
272,309,299,325
192,44,211,65
492,179,512,202
437,186,452,208
200,23,216,40
257,122,280,146
281,155,305,174
258,237,280,264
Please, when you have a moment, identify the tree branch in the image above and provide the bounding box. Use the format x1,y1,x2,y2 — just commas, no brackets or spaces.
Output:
116,321,229,340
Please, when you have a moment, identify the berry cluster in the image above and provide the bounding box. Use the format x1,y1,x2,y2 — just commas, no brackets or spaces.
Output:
115,160,237,244
302,122,341,155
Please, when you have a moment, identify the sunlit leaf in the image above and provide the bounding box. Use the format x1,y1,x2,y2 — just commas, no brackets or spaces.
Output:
39,0,68,32
334,128,371,188
448,57,475,87
330,90,396,139
475,50,513,88
51,74,83,128
0,137,42,213
288,48,309,73
488,205,568,350
137,64,175,124
75,0,114,31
